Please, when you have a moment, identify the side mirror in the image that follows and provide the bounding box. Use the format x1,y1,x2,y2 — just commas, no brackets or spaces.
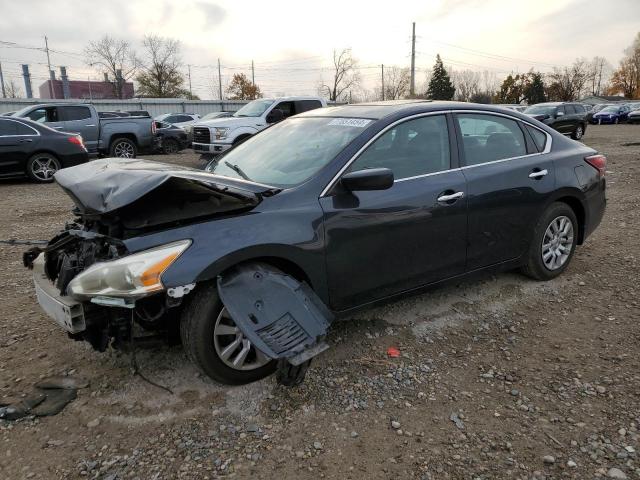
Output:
341,168,394,192
266,108,284,123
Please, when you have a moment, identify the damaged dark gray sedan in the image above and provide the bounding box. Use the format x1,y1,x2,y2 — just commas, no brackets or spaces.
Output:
24,100,606,386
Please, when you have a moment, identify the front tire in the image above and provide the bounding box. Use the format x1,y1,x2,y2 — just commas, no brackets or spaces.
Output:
26,153,61,183
521,202,578,281
109,137,137,158
180,282,276,385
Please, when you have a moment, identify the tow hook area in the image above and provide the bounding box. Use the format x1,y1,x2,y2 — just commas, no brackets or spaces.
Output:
217,263,333,386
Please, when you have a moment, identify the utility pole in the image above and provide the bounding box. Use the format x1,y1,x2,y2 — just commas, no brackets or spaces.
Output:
87,76,93,101
217,58,223,100
187,64,192,99
410,22,416,97
0,62,6,98
381,64,385,101
251,60,255,85
44,36,54,99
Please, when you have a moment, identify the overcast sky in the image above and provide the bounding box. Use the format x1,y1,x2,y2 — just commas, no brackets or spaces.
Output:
1,0,639,99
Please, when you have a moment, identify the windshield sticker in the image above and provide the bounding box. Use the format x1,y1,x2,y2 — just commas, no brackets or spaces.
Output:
328,118,372,128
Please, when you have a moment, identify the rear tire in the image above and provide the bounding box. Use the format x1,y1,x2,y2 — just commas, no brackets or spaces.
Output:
614,118,619,125
521,202,578,281
571,124,584,140
109,137,137,158
180,281,276,385
162,138,180,154
26,153,61,183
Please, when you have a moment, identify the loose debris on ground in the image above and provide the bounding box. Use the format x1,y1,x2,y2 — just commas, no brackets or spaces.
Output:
0,125,639,479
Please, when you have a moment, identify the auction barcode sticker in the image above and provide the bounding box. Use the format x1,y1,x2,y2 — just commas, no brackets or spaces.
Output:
327,118,372,128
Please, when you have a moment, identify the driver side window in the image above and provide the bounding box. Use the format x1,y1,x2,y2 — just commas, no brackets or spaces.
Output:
347,115,451,180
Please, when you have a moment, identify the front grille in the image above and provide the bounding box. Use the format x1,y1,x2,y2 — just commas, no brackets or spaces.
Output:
192,127,211,144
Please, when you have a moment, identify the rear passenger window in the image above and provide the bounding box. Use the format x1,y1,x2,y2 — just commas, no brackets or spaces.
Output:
525,125,547,152
295,100,322,114
15,122,37,135
348,115,450,180
456,114,527,166
0,119,18,136
63,106,92,121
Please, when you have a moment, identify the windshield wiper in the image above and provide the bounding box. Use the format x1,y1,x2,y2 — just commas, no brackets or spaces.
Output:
224,161,251,181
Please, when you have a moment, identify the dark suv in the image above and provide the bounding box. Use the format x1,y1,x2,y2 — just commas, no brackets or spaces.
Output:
524,102,587,140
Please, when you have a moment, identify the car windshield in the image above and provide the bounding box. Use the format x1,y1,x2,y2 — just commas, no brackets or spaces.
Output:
206,117,371,187
600,106,619,113
233,100,274,117
524,105,556,115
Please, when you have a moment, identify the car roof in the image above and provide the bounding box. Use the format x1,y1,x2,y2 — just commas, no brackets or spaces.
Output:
300,100,534,121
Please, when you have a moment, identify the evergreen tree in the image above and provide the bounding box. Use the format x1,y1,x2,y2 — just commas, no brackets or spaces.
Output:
426,54,455,100
523,71,546,104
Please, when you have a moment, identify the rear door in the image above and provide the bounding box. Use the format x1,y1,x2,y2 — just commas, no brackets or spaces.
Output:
294,100,323,115
320,113,468,310
60,105,98,151
455,112,555,270
0,119,37,176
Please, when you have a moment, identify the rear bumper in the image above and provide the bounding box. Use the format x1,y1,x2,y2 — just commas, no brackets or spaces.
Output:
60,152,90,168
583,180,606,241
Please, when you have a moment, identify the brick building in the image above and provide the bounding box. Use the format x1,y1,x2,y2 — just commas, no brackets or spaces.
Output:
38,78,134,100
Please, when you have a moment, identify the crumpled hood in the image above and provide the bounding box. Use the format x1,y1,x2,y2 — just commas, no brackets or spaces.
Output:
194,117,264,129
54,158,276,215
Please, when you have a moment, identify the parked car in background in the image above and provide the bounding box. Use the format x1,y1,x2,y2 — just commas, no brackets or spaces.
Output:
627,105,640,124
192,96,326,156
155,113,200,130
586,104,612,124
27,100,606,386
0,116,88,183
497,104,527,112
154,120,189,154
12,103,157,158
524,102,587,140
591,104,631,124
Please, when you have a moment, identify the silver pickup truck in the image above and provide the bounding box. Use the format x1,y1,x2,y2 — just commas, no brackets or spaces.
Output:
13,103,157,158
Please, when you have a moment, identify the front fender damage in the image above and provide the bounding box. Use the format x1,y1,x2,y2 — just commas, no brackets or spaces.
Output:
217,263,333,385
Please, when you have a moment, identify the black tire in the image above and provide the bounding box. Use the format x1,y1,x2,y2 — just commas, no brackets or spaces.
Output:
571,124,584,140
521,202,578,281
276,359,312,387
26,153,61,183
180,281,276,385
109,137,137,158
614,118,619,125
162,138,180,155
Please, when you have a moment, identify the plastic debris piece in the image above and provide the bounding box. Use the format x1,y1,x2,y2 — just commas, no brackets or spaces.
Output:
387,347,401,358
450,412,465,430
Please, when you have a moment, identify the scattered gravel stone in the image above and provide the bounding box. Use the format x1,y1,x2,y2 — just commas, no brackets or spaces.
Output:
313,441,322,450
607,468,627,479
391,421,401,430
567,460,577,468
86,419,100,428
543,455,555,464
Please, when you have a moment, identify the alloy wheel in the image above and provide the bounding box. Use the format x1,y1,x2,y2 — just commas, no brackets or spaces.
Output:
30,156,59,181
541,215,574,270
113,141,135,158
575,126,583,139
213,307,270,371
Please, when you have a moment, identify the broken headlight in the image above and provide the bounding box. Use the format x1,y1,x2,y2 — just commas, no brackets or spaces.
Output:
67,240,191,299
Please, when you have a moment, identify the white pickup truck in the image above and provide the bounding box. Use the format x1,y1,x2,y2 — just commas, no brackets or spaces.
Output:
192,96,326,156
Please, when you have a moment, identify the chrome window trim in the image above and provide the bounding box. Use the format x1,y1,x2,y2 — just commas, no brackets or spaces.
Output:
0,118,40,137
319,109,553,197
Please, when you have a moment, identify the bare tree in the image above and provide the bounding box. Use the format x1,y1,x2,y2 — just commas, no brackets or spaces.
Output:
588,56,612,96
5,79,22,98
379,66,410,100
85,35,138,98
451,69,481,102
546,58,590,101
321,49,359,101
136,35,188,98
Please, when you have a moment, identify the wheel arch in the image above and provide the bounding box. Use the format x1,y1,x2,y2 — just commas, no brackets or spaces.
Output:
547,192,587,245
107,133,139,149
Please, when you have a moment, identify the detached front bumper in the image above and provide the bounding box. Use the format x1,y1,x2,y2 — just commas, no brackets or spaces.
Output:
192,141,232,154
32,254,86,334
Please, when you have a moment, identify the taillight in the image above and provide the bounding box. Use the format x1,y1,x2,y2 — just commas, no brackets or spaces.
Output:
151,121,157,135
68,135,84,148
585,154,607,177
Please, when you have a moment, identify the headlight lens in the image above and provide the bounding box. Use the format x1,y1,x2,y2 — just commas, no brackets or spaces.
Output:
214,127,230,140
68,240,191,299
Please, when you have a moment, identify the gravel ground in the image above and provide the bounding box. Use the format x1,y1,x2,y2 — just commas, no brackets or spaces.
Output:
0,125,639,479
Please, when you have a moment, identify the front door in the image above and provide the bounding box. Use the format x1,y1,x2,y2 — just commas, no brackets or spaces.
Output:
320,113,468,311
454,112,556,270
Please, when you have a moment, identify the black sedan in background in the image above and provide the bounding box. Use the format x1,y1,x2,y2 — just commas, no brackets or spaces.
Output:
0,116,88,183
154,120,189,154
28,100,606,386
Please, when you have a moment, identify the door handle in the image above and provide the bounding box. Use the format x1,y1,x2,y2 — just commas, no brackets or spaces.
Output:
18,138,33,143
529,169,548,179
85,124,96,127
437,191,464,203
